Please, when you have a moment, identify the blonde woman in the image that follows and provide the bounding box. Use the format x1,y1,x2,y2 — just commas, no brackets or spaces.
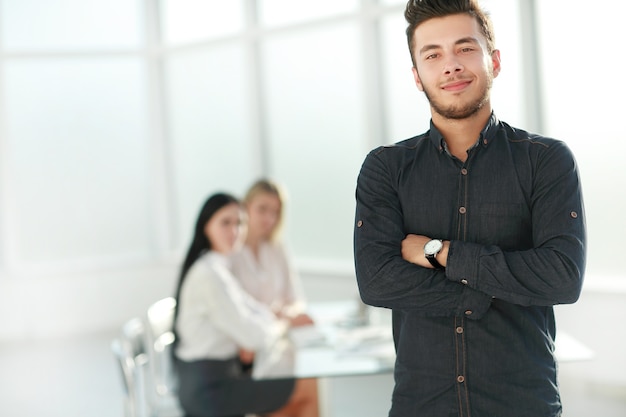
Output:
231,179,314,326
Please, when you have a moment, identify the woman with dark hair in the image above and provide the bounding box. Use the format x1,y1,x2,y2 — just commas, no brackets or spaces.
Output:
172,193,319,417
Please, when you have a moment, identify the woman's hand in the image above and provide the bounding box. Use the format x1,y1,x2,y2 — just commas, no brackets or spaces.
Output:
276,309,315,327
289,313,315,327
238,348,255,364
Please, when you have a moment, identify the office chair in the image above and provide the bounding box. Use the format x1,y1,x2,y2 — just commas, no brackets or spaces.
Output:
111,317,149,417
144,297,184,417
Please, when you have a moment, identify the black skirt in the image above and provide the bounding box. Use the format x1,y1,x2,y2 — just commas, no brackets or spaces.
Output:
175,356,295,417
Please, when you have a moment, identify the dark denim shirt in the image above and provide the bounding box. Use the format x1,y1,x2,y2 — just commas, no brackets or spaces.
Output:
354,113,586,417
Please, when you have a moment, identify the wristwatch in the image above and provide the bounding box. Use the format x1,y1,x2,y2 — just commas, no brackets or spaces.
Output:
424,239,445,269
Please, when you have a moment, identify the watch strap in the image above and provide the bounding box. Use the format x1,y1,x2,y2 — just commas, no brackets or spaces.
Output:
426,254,444,269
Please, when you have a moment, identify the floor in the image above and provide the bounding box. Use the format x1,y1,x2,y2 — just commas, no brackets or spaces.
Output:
0,329,122,417
1,329,625,417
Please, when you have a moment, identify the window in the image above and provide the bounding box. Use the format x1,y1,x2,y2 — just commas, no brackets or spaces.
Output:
159,0,244,45
1,0,143,51
535,0,626,282
0,0,149,269
6,0,609,285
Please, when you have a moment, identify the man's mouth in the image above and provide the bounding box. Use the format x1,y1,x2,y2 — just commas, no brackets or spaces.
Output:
441,80,471,91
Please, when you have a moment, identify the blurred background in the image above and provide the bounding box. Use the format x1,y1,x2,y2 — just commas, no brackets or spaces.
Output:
0,0,624,416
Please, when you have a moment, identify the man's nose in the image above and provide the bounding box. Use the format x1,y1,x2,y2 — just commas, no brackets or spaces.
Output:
443,59,463,75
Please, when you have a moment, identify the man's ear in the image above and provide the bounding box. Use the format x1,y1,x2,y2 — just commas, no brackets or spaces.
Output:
412,67,424,91
491,49,501,78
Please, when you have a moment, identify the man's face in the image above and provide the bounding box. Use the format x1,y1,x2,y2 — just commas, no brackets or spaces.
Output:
411,13,501,120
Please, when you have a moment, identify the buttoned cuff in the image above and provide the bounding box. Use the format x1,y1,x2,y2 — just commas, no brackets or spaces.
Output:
446,240,482,286
447,240,492,320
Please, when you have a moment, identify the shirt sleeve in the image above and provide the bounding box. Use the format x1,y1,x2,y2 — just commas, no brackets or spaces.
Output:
445,140,586,306
275,243,308,316
354,147,493,319
197,262,288,351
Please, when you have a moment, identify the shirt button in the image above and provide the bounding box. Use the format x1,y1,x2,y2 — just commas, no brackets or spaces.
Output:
357,220,363,227
570,211,578,219
459,207,467,214
461,168,468,175
460,279,468,285
464,310,472,316
457,375,465,383
456,326,464,334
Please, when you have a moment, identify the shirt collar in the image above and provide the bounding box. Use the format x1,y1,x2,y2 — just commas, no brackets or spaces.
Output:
428,112,499,155
204,250,232,268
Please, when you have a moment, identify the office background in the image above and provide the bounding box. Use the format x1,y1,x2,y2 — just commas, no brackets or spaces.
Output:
0,0,624,416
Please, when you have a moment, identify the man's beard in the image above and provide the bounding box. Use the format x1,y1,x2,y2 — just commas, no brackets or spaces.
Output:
423,75,493,120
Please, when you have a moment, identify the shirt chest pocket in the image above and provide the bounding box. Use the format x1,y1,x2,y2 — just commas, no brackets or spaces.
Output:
475,203,532,250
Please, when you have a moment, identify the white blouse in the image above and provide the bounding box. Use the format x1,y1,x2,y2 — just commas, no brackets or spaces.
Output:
230,241,306,316
174,251,287,362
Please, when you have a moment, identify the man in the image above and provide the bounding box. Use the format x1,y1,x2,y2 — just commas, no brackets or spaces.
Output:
353,1,586,416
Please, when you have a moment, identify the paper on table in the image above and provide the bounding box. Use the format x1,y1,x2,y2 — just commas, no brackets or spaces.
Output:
334,325,395,358
289,324,328,348
554,331,594,362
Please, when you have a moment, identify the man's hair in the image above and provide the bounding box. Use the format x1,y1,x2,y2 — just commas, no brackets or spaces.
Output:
404,0,496,67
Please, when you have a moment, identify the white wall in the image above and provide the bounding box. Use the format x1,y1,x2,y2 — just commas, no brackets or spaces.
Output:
0,261,179,340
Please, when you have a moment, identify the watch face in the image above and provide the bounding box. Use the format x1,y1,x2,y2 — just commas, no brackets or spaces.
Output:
424,239,443,255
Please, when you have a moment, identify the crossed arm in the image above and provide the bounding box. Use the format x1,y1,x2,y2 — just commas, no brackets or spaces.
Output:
354,143,586,317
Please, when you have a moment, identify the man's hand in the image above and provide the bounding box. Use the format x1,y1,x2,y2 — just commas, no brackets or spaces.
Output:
401,234,449,268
